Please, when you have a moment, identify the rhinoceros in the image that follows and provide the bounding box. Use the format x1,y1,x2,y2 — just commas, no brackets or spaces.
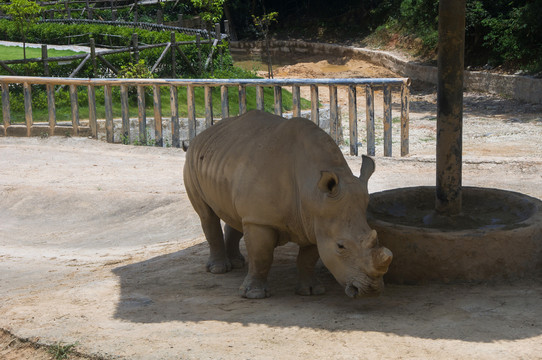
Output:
184,110,392,299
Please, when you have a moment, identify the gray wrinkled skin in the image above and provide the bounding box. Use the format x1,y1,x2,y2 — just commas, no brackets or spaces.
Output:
184,110,392,299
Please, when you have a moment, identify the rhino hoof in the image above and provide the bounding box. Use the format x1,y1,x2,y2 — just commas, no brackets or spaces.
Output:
240,287,269,299
239,280,270,299
295,284,326,296
206,259,232,274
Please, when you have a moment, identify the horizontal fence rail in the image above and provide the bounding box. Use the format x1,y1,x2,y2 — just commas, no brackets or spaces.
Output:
0,76,410,156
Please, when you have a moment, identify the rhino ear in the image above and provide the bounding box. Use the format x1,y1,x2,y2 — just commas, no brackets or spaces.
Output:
318,171,339,196
359,155,375,186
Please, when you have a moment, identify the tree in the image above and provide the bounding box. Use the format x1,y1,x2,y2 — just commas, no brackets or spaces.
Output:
252,11,278,79
190,0,225,36
1,0,42,65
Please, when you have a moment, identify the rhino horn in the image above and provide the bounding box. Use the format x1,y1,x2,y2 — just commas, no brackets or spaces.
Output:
372,247,393,275
359,155,375,187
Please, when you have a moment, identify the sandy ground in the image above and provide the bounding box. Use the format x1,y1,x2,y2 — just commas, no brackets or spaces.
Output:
1,53,542,359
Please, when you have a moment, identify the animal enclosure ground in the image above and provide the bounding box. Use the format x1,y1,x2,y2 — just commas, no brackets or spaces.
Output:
1,53,541,360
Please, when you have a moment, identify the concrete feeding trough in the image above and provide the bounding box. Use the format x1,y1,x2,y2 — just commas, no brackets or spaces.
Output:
367,186,542,284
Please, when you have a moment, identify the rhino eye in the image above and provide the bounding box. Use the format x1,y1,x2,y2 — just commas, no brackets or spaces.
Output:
337,243,345,250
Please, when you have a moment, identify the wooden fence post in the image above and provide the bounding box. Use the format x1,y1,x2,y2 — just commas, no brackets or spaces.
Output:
46,84,56,136
137,85,146,144
273,86,282,117
224,20,230,39
132,33,139,63
65,0,71,19
383,84,392,157
187,84,196,139
85,0,91,20
329,85,338,143
310,85,319,126
23,82,33,137
69,84,80,136
41,45,49,77
153,84,163,146
178,14,183,27
221,85,229,119
365,85,375,156
157,10,163,25
88,85,97,138
348,85,358,156
120,85,130,143
2,83,10,135
238,85,246,115
170,32,176,78
196,34,202,74
104,85,114,143
204,85,213,129
292,85,301,117
256,85,264,111
170,86,180,147
401,83,410,156
90,38,97,77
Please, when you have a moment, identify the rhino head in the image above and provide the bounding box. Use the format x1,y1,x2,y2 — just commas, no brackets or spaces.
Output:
312,155,392,298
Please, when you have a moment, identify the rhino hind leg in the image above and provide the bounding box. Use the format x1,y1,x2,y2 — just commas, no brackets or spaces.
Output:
224,224,245,269
197,205,232,274
239,224,277,299
295,245,326,296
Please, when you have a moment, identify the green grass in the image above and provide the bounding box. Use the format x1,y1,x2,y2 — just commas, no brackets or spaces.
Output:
0,44,85,61
1,84,311,124
47,341,79,360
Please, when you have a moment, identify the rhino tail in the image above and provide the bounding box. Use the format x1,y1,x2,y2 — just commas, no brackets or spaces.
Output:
182,140,189,152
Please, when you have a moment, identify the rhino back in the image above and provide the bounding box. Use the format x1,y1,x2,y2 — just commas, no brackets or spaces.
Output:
184,110,349,237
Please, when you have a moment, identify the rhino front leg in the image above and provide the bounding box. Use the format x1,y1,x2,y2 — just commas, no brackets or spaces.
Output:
295,245,326,296
224,224,245,269
239,224,277,299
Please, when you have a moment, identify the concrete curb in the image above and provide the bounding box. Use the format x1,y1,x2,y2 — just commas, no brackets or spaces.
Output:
231,40,542,104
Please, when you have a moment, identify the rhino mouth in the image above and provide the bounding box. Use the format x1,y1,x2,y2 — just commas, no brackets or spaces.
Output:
345,279,383,298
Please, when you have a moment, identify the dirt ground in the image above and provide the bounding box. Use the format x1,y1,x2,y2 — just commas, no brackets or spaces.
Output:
1,52,542,360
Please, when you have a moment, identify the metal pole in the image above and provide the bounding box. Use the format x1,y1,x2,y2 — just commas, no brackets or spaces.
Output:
436,0,466,215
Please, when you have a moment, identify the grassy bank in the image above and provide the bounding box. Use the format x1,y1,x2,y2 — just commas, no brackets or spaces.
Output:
0,44,85,61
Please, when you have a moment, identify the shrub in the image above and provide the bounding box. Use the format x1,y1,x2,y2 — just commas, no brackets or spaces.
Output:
0,20,232,77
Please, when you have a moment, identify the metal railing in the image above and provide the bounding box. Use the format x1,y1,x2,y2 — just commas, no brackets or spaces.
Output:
0,76,410,156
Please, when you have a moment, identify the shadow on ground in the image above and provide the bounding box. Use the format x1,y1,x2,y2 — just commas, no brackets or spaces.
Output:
113,241,542,343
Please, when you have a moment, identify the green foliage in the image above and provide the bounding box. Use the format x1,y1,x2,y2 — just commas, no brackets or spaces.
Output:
48,341,79,360
1,0,41,25
119,60,155,79
1,0,42,61
190,0,225,24
365,0,542,73
252,12,279,30
398,0,439,49
478,2,542,71
0,20,232,77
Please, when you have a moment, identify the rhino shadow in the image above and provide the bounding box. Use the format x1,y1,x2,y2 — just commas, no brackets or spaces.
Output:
112,241,542,343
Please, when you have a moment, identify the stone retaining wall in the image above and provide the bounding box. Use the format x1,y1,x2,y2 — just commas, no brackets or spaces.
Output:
231,40,542,104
